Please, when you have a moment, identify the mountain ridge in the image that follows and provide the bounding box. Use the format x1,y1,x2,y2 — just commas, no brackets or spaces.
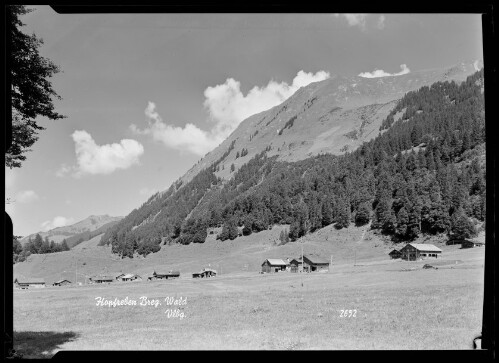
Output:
20,214,123,245
178,60,482,187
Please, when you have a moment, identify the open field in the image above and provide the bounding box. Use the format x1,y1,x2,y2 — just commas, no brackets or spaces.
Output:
13,235,485,355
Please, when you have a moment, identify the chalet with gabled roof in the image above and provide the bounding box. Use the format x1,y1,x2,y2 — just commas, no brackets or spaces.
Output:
14,277,45,289
261,259,287,273
400,243,442,261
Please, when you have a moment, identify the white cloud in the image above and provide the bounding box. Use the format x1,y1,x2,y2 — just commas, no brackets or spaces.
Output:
334,14,386,31
16,190,39,203
473,60,482,71
377,15,385,29
40,216,75,232
132,70,330,156
334,14,368,30
58,130,144,177
358,64,411,78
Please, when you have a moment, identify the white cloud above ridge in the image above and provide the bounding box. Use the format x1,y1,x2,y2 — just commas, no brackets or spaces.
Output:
131,70,330,156
358,64,411,78
41,216,75,232
58,130,144,177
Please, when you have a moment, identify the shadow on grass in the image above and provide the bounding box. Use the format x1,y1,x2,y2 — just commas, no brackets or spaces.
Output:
14,331,79,359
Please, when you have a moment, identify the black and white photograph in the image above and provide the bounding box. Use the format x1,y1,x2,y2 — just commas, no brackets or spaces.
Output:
4,5,496,356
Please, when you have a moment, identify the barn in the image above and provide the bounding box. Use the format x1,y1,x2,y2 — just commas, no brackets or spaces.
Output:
151,270,180,280
389,249,402,259
52,279,71,287
14,278,45,289
462,240,485,248
192,268,217,278
400,243,442,261
91,276,114,284
120,274,142,282
302,255,330,272
261,259,287,273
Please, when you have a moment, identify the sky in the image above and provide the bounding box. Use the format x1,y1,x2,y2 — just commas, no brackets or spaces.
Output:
5,9,483,237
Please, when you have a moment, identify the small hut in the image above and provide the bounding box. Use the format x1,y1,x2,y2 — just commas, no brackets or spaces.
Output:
14,278,45,289
289,258,302,273
261,259,287,273
192,268,217,278
462,240,485,248
152,270,180,280
302,255,330,272
121,273,142,282
52,279,71,287
389,249,402,259
90,276,114,284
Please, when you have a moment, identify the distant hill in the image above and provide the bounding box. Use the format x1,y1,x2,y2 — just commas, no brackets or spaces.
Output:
21,215,123,248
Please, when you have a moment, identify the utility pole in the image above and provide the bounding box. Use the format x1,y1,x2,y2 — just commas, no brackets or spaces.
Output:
301,243,304,287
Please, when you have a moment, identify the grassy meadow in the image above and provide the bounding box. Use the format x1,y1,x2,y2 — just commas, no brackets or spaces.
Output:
13,232,485,355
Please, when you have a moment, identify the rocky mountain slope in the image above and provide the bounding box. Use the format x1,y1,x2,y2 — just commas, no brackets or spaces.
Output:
182,61,482,184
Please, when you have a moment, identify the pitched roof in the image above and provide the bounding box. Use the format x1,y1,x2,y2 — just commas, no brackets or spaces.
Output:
15,277,45,284
389,249,401,254
154,270,180,276
54,279,71,284
408,243,442,252
122,274,135,279
263,259,287,266
303,255,330,265
92,275,114,281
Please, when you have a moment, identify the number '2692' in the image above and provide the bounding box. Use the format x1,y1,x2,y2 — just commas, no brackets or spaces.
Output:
340,309,357,317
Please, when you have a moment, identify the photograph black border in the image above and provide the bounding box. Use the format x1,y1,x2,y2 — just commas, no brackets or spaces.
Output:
2,2,497,360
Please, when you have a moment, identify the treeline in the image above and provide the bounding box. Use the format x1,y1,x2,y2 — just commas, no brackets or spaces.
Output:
101,70,485,257
13,234,70,263
211,70,485,242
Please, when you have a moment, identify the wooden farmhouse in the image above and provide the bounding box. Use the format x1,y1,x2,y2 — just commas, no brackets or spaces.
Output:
389,249,402,259
14,277,45,289
52,279,71,287
462,240,485,248
120,273,142,282
290,258,302,273
400,243,442,261
192,268,217,278
302,255,330,272
90,276,114,284
290,255,330,272
261,259,287,273
149,270,180,280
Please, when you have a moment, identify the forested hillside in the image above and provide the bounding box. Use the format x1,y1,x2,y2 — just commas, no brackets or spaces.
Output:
101,70,485,258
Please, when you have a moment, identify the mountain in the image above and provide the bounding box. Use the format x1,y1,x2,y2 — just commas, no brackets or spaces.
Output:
21,215,123,247
180,60,482,184
101,62,485,258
